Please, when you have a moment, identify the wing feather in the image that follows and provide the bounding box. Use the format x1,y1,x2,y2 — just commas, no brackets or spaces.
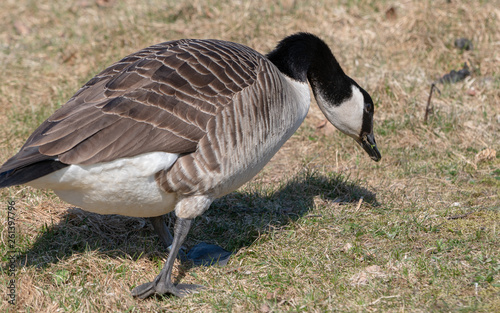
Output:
0,39,262,174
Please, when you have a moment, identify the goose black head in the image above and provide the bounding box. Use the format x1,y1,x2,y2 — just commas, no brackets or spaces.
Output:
267,32,381,162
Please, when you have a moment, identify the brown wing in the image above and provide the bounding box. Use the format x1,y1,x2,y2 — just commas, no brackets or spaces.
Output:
1,39,262,172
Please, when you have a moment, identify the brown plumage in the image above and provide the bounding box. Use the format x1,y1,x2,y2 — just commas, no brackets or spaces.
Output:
2,39,260,168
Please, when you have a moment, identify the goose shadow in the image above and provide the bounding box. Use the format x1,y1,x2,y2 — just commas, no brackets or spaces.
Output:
15,169,379,270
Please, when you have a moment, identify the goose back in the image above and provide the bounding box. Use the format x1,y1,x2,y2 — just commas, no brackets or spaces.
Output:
1,39,260,170
1,38,310,200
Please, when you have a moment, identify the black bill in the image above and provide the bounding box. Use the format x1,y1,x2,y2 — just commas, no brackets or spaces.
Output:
359,133,381,162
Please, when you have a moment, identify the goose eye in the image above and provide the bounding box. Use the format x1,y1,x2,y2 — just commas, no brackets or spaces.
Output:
365,102,372,112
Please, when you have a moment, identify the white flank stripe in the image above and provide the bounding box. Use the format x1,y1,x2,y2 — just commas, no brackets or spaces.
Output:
28,152,179,217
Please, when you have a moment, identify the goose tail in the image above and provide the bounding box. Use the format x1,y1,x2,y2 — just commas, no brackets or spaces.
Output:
0,160,68,188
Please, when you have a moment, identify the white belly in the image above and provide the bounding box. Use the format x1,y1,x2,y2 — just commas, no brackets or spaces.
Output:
28,152,179,217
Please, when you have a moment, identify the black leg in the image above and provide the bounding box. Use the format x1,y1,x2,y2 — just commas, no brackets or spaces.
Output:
148,215,173,247
149,215,188,262
131,217,200,299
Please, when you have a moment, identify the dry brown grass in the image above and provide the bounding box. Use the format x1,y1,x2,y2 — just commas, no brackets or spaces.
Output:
1,0,499,312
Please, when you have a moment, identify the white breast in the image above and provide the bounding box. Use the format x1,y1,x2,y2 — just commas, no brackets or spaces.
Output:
285,76,311,127
28,152,179,217
213,76,310,198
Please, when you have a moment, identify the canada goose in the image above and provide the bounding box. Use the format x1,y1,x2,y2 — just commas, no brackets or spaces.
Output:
0,32,381,299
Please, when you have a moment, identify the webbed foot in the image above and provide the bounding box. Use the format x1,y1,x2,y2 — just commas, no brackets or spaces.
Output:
132,217,201,299
131,281,203,299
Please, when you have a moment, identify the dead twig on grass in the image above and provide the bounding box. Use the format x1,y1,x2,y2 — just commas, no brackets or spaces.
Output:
363,295,401,306
424,83,440,123
354,197,364,212
447,211,473,220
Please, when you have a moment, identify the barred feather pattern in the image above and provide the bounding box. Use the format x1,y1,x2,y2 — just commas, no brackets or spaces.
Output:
1,39,260,170
156,63,306,197
1,38,310,199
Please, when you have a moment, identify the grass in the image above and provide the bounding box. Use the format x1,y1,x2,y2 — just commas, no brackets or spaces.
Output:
1,0,499,311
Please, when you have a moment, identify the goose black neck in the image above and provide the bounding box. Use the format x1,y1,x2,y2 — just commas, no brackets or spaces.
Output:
266,33,352,104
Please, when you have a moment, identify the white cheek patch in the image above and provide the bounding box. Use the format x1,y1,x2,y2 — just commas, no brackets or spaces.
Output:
316,85,364,138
